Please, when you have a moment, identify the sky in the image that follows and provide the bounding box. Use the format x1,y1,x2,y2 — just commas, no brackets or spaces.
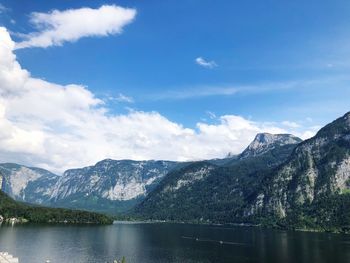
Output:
0,0,349,173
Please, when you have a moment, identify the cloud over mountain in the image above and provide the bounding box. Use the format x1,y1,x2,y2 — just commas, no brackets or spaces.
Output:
0,27,317,173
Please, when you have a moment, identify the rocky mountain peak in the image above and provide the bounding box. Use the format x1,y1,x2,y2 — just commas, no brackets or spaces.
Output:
240,133,302,159
315,111,350,139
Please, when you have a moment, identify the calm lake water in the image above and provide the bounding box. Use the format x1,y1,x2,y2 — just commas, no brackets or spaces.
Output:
0,222,349,263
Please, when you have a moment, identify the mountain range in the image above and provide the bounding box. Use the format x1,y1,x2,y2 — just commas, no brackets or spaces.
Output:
0,132,301,215
0,111,349,231
0,160,178,214
135,112,350,231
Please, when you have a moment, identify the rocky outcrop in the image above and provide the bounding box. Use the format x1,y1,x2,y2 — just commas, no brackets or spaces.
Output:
240,133,302,159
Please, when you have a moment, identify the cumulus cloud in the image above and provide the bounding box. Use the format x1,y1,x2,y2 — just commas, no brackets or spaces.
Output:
0,27,317,173
195,57,217,68
15,5,136,49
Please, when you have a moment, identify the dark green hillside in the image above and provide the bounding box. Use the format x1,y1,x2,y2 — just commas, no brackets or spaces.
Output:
0,190,113,224
278,193,350,233
133,143,298,222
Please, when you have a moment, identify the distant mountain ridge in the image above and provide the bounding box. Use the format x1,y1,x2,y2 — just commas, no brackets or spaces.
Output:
49,159,178,213
0,159,179,214
0,132,302,214
0,132,305,215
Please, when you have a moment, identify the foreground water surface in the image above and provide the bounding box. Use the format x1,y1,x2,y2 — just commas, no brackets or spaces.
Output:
0,222,349,263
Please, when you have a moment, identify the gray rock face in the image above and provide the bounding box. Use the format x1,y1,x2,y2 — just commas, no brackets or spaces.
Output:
0,163,58,204
50,159,177,202
240,133,302,159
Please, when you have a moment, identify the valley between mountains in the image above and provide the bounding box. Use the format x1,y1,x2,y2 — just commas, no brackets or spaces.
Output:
1,112,350,232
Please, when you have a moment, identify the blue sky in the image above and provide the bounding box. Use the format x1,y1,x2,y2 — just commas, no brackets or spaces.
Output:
2,0,350,125
2,0,349,124
0,0,349,171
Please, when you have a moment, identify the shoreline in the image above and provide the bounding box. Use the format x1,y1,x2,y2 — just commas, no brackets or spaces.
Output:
112,219,349,235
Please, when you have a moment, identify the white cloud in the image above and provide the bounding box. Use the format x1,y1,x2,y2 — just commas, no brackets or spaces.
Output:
109,93,134,103
0,27,318,173
282,121,300,128
195,57,217,68
15,5,136,49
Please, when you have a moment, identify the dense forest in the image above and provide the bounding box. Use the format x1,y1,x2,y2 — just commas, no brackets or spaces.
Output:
277,193,350,233
0,190,113,224
132,146,297,223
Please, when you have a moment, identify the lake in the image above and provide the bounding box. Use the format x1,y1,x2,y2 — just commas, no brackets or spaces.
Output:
0,222,349,263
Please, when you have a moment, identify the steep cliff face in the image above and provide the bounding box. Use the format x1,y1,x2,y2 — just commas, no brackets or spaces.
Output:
0,163,58,204
246,112,350,220
51,159,176,201
48,159,178,213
